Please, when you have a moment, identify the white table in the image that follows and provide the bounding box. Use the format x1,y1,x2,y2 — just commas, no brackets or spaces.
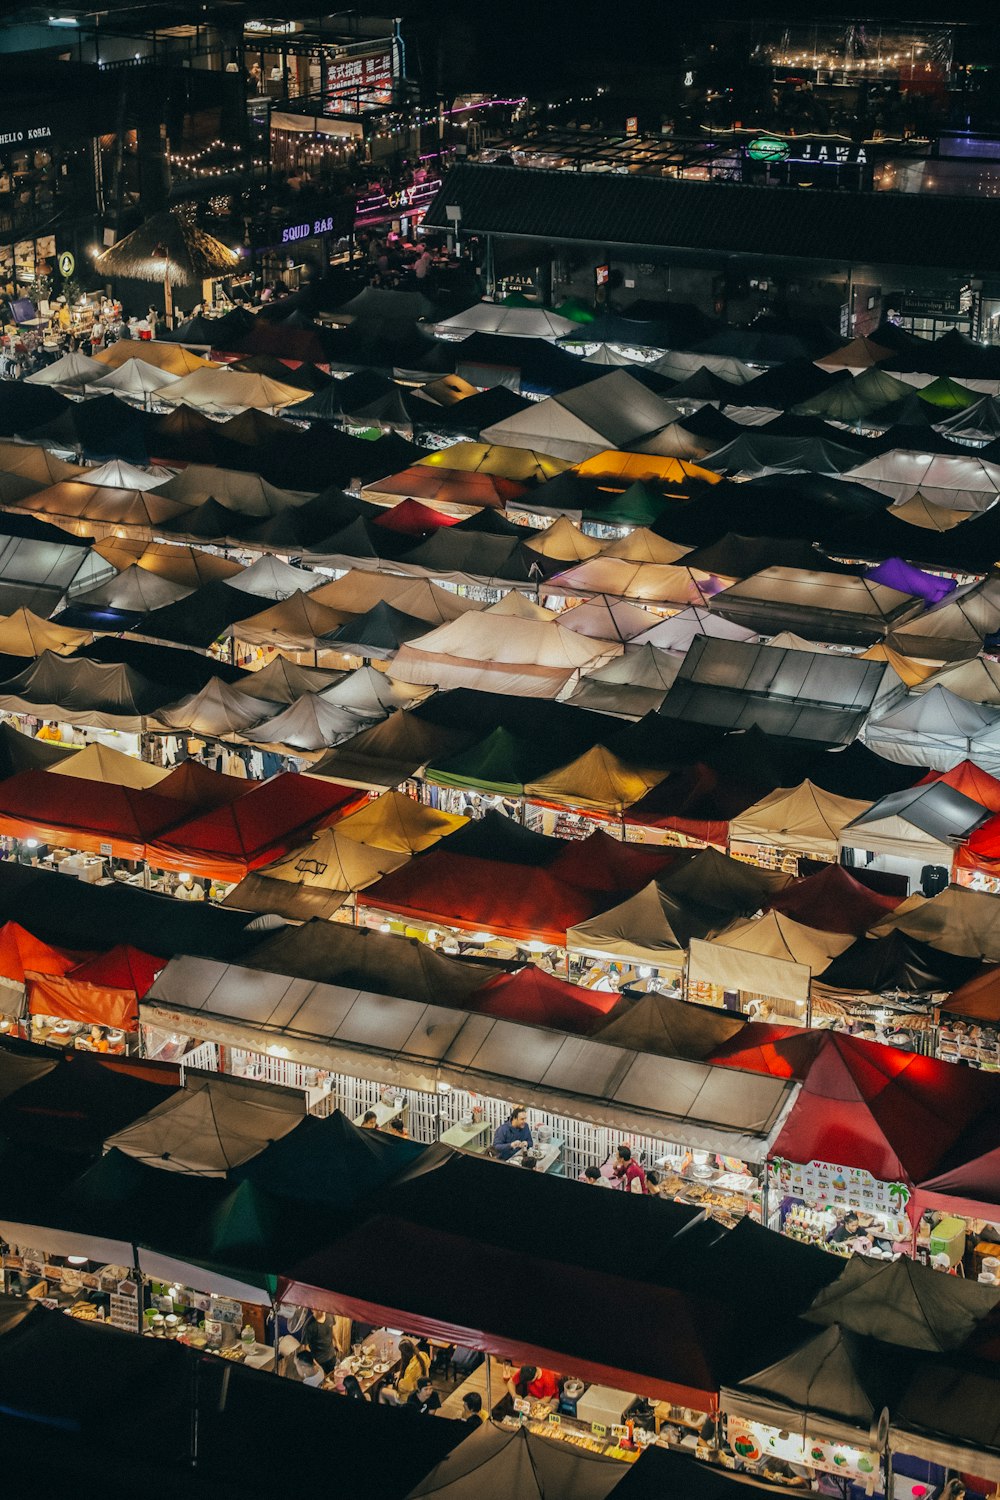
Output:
439,1118,491,1151
506,1138,563,1174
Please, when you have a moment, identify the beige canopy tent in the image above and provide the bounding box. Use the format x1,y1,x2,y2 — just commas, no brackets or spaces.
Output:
154,368,307,414
93,539,244,588
815,336,893,370
320,666,433,717
729,780,872,862
157,464,310,514
153,678,273,738
525,745,665,813
336,789,467,852
567,642,681,718
916,656,1000,703
309,570,482,624
547,556,718,607
870,883,1000,961
0,441,85,485
223,823,412,920
556,597,658,644
709,567,922,646
887,580,1000,663
239,694,375,757
598,528,691,565
413,440,570,483
888,492,970,531
479,371,678,462
13,481,195,541
392,612,619,698
93,340,216,375
845,451,1000,512
45,741,169,790
0,607,92,657
521,516,604,564
233,591,349,652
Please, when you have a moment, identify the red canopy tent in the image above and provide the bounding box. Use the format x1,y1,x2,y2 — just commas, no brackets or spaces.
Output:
766,863,903,936
279,1215,724,1408
358,850,617,947
955,816,1000,875
625,762,762,848
372,498,459,536
145,773,366,881
709,1028,996,1189
26,944,162,1032
463,966,621,1034
0,921,93,985
918,759,1000,814
0,771,187,860
941,966,1000,1022
546,830,677,894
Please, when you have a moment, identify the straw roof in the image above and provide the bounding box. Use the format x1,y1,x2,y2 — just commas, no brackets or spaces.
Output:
95,212,241,285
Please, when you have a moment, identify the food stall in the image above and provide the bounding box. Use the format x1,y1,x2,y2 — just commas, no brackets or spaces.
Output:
770,1156,912,1259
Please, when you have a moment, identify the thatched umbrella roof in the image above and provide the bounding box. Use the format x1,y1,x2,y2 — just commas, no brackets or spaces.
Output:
95,213,241,285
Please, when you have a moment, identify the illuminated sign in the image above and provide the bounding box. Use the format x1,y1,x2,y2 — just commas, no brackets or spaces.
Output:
57,251,75,278
625,116,638,135
354,178,441,225
747,136,790,162
281,215,336,243
0,126,52,147
325,49,393,101
594,263,610,287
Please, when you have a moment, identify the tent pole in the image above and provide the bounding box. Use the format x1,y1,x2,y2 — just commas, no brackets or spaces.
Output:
485,1355,493,1416
163,270,174,331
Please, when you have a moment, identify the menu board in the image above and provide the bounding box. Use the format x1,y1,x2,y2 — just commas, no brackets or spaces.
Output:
109,1278,140,1334
771,1157,910,1215
728,1416,878,1482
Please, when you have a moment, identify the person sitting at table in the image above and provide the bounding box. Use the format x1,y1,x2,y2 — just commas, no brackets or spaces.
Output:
459,1392,485,1431
407,1377,441,1415
827,1211,861,1246
760,1455,810,1488
583,1165,613,1187
503,1363,561,1412
293,1344,324,1388
380,1338,429,1405
387,1115,409,1139
613,1144,648,1195
360,1111,379,1130
492,1105,533,1160
341,1374,368,1401
303,1309,337,1373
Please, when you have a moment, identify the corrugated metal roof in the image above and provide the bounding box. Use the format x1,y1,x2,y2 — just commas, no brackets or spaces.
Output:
425,164,1000,273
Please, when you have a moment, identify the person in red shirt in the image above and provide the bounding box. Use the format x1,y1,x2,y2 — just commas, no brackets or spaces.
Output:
503,1363,561,1411
613,1144,648,1195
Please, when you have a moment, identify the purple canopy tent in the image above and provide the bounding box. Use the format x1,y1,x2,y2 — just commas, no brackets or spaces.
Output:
866,557,957,605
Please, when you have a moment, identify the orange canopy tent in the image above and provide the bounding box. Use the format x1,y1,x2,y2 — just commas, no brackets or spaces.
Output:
27,944,163,1031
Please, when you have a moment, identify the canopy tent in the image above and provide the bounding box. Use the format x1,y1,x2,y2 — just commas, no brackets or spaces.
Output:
525,745,664,813
424,725,554,796
0,607,91,657
704,433,862,477
597,990,747,1060
153,678,274,739
479,371,677,462
729,781,872,861
93,539,243,589
230,591,349,652
919,758,1000,811
433,302,579,340
630,606,757,655
0,771,188,860
840,780,990,867
405,1424,626,1500
596,529,691,568
892,1361,1000,1484
805,1253,1000,1351
86,357,181,400
887,490,971,530
154,367,307,414
105,1075,305,1175
236,655,343,705
815,929,979,997
869,884,1000,960
223,824,416,921
845,451,1000,511
143,954,795,1160
158,463,310,513
413,440,570,484
26,944,162,1031
689,911,852,1007
145,774,365,882
82,459,172,491
337,790,466,853
660,846,793,913
309,570,481,626
521,515,604,563
305,712,473,790
710,1028,993,1187
917,657,1000,705
12,480,195,541
722,1323,907,1458
134,580,272,650
238,694,373,757
226,554,313,601
557,597,658,645
391,612,618,699
320,600,429,661
859,642,938,688
462,966,619,1036
816,336,894,371
0,652,170,729
319,665,433,717
45,741,169,791
942,967,1000,1021
767,863,901,936
936,394,1000,444
916,375,980,409
709,568,923,647
567,644,681,718
862,686,1000,770
886,580,1000,663
546,556,719,609
25,350,106,389
64,563,191,620
866,557,956,606
566,880,716,968
359,465,528,516
658,637,887,745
